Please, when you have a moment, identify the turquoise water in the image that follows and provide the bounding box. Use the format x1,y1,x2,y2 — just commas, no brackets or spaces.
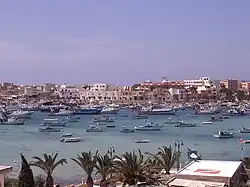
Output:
1,109,250,182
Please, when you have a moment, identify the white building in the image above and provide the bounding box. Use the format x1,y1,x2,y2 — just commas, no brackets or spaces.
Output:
184,77,214,88
90,84,108,91
24,86,37,96
80,90,121,101
58,87,80,99
0,165,12,187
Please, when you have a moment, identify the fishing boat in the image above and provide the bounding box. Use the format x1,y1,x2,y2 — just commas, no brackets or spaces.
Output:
120,126,135,133
42,119,67,127
239,126,250,133
240,138,250,144
175,121,197,127
135,140,150,143
134,122,163,131
39,126,62,132
86,125,104,132
61,137,82,143
213,131,234,138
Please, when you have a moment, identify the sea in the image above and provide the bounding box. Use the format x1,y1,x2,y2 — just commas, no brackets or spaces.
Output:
0,108,250,183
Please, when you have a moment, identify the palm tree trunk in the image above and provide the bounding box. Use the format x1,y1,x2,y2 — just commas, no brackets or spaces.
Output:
86,175,93,187
100,179,108,187
45,175,53,187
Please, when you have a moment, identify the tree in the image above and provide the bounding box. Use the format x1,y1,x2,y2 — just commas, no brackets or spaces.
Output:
242,157,250,169
95,153,113,187
113,150,159,186
72,151,98,187
146,146,178,175
18,153,35,187
30,153,67,187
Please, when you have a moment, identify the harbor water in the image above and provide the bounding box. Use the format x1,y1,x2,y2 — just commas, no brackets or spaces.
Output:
0,108,250,182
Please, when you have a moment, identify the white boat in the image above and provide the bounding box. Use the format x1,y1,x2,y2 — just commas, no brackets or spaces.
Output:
139,107,175,115
62,133,73,138
39,126,62,132
49,109,74,116
213,131,234,138
134,122,163,131
61,137,82,143
9,110,33,118
101,107,119,114
164,117,181,124
202,121,213,125
135,140,150,143
92,116,115,123
240,138,250,144
42,119,67,127
66,116,79,123
86,125,104,132
175,121,197,127
239,126,250,133
0,117,25,125
106,124,116,128
120,126,135,133
132,115,148,119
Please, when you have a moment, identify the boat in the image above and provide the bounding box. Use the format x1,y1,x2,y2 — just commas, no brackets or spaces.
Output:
135,140,150,143
134,122,163,131
62,133,73,137
175,121,197,127
202,121,213,125
101,107,119,114
138,107,176,115
213,131,234,138
39,126,62,132
239,126,250,133
65,116,79,123
209,116,223,122
74,107,102,115
61,137,82,143
195,107,219,115
49,109,74,116
240,138,250,144
0,117,25,125
120,126,135,133
42,119,67,127
164,117,181,124
106,124,116,128
86,125,104,132
9,110,34,119
132,115,148,119
92,116,115,123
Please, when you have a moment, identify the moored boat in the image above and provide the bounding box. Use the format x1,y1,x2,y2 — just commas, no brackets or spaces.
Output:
61,137,82,143
62,133,73,138
135,139,150,143
175,121,197,127
49,109,74,116
240,138,250,144
39,126,62,132
42,118,67,127
134,122,163,131
74,107,102,115
120,126,135,133
132,115,148,119
0,117,25,125
213,131,234,138
239,126,250,133
86,125,104,132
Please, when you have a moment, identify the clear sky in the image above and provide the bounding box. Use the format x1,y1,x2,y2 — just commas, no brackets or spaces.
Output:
0,0,249,85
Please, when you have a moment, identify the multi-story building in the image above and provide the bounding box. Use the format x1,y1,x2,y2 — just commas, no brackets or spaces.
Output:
24,86,37,96
240,81,250,92
57,86,80,99
220,79,239,92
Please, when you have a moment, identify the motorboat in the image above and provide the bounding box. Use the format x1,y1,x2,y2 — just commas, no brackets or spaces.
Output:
101,107,119,114
120,126,135,133
240,138,250,144
202,121,213,125
213,131,234,138
239,126,250,133
49,109,74,116
86,125,104,132
164,117,181,124
39,126,62,132
106,124,116,128
175,121,197,127
135,140,150,143
42,118,67,127
65,116,79,123
9,110,34,119
0,117,25,125
138,107,176,115
92,116,115,123
132,115,148,119
209,116,223,122
134,122,163,131
62,133,73,138
61,137,82,143
74,107,102,115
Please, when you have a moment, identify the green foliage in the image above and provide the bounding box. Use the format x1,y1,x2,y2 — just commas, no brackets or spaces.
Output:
18,153,35,187
4,177,19,187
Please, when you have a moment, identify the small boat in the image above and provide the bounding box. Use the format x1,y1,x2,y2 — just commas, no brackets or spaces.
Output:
39,126,62,132
62,133,73,138
106,124,116,128
213,131,234,138
42,119,67,127
101,107,119,114
120,115,128,117
202,121,213,125
61,137,82,143
86,125,104,132
120,126,135,133
65,116,79,123
0,117,25,125
132,115,148,119
49,109,74,116
135,140,150,143
209,116,223,122
164,118,180,124
92,116,115,123
239,126,250,133
134,122,163,131
175,121,197,127
240,138,250,144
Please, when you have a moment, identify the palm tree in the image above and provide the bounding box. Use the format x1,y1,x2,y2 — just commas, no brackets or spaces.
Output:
30,153,67,187
146,146,178,175
71,151,98,187
113,150,158,186
95,153,113,187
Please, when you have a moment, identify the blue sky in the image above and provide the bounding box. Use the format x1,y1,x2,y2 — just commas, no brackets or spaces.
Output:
0,0,249,85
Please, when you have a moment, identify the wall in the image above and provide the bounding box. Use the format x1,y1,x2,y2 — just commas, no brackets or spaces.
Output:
0,173,4,187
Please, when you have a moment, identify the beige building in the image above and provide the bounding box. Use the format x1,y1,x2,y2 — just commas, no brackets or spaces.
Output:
220,79,239,92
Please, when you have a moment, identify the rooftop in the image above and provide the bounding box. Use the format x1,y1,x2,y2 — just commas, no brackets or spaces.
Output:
0,165,12,172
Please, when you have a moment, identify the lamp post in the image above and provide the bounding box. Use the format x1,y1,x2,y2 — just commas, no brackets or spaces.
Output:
175,140,184,172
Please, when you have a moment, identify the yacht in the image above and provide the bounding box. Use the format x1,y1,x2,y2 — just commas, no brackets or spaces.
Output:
101,107,119,114
0,117,25,125
49,109,74,116
42,119,67,127
175,121,197,127
9,110,34,119
134,122,163,131
61,137,82,143
39,126,62,132
86,125,104,132
213,131,234,138
120,126,135,133
239,126,250,133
